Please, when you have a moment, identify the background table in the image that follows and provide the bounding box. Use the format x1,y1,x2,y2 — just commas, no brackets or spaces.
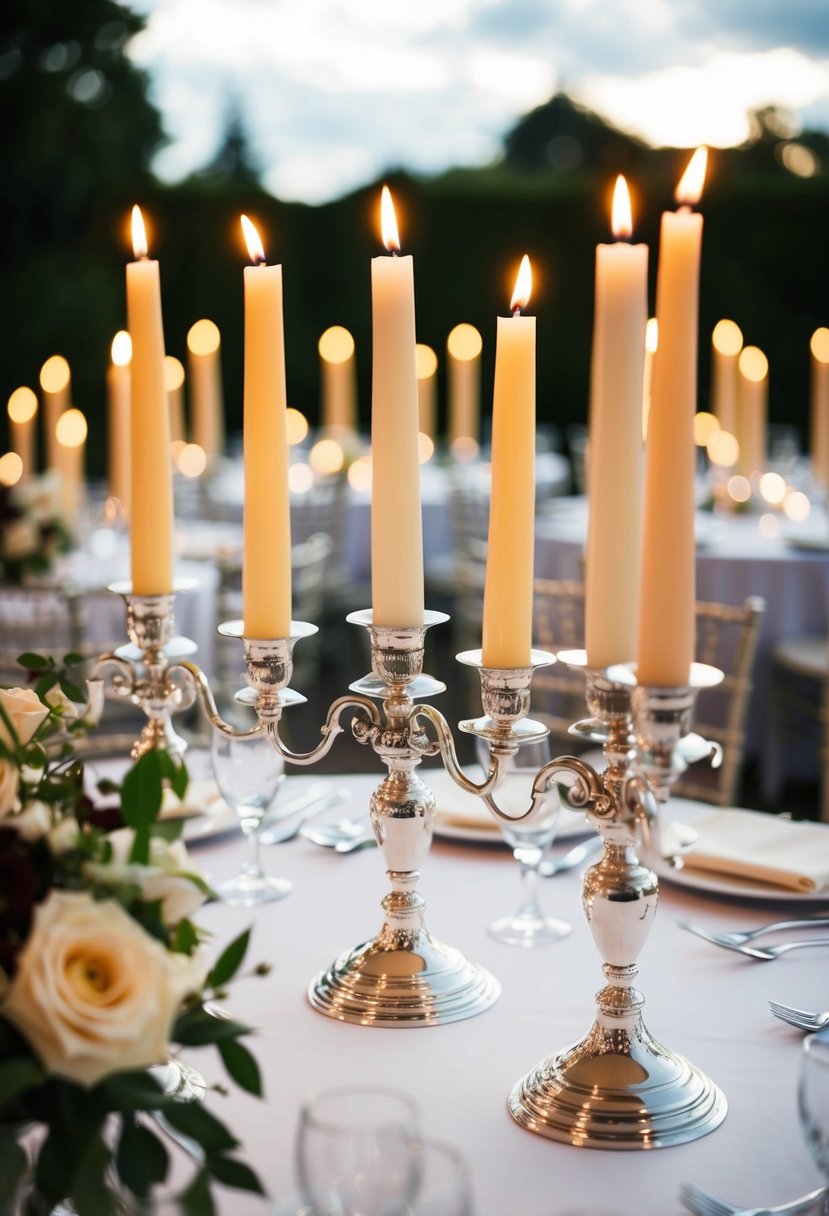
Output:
151,767,826,1214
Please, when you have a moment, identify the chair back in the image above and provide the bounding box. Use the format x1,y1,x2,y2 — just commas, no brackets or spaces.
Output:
0,585,85,683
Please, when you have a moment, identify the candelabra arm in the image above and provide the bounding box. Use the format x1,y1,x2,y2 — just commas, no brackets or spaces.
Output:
410,703,502,794
483,753,608,825
173,660,263,739
265,694,381,767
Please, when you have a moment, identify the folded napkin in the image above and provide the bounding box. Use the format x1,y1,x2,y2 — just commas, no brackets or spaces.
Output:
682,809,829,894
160,778,221,820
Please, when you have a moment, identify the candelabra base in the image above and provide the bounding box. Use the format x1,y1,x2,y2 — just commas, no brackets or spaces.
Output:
308,928,500,1028
508,1015,726,1149
151,1058,206,1103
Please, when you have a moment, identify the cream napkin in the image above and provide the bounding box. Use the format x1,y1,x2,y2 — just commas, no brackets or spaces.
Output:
682,809,829,893
159,778,221,820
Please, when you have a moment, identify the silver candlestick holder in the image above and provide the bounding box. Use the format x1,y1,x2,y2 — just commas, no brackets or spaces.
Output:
413,648,727,1149
92,579,199,759
178,608,501,1028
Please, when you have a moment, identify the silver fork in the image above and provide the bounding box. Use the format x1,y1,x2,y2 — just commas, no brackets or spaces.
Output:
677,917,829,948
680,931,829,960
679,1180,826,1216
769,1000,829,1032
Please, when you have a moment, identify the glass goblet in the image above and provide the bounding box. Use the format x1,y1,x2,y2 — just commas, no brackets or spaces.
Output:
210,726,291,906
405,1139,472,1216
799,1027,829,1212
479,737,571,947
297,1085,419,1216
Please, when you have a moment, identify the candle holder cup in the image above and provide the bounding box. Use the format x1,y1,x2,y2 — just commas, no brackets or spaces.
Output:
412,647,727,1149
177,608,501,1028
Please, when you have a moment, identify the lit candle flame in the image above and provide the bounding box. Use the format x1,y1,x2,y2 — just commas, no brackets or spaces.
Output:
611,175,633,239
380,185,400,253
241,214,266,265
510,255,532,313
131,205,148,259
675,146,708,207
111,331,132,367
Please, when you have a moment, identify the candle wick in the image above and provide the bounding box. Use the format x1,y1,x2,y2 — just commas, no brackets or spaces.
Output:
392,249,399,258
512,306,521,318
677,204,692,215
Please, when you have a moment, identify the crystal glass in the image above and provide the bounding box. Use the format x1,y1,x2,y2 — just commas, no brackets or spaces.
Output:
297,1086,419,1216
478,737,571,947
405,1139,472,1216
799,1027,829,1212
210,726,291,906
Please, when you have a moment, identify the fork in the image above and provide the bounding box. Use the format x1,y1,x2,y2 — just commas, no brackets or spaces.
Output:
679,1181,826,1216
677,917,829,948
679,929,829,960
768,1000,829,1032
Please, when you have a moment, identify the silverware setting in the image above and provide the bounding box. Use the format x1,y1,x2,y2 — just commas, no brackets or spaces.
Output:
258,786,349,845
768,1000,829,1033
301,817,372,848
679,1181,826,1216
538,835,603,877
678,917,829,959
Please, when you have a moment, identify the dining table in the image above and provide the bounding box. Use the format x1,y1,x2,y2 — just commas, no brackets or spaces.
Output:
130,761,828,1215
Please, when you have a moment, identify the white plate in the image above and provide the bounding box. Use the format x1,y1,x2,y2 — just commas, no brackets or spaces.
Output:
655,858,829,904
182,797,239,845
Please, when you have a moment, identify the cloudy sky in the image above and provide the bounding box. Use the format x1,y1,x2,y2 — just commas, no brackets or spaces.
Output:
129,0,829,203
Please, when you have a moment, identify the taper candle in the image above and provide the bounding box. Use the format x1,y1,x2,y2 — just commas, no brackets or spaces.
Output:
39,356,70,472
319,326,357,432
737,346,768,480
370,186,424,626
7,387,38,480
482,256,536,668
447,323,482,449
241,215,292,638
810,328,829,490
187,320,224,460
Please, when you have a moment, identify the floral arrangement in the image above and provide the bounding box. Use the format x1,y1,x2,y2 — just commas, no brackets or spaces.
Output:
0,472,73,586
0,658,265,1215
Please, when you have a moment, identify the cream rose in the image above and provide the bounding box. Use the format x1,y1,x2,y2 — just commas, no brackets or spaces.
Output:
0,759,20,818
44,686,81,722
1,517,38,561
2,891,203,1088
87,829,208,926
8,800,50,841
0,687,49,751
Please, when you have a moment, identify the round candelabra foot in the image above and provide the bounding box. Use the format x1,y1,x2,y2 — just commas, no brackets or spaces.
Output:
308,930,500,1027
508,1016,726,1149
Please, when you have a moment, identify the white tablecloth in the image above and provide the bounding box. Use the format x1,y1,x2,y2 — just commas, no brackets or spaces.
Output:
160,768,826,1214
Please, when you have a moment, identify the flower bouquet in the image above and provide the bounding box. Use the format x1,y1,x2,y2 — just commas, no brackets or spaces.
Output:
0,662,265,1215
0,474,73,587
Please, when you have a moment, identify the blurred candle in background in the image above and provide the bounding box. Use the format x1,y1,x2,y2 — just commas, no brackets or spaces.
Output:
55,407,86,519
370,185,424,626
641,318,658,441
164,355,186,446
39,355,71,472
447,323,482,450
107,331,132,513
737,345,768,481
241,214,292,638
710,319,743,437
637,147,707,687
415,343,438,441
319,325,357,433
584,176,648,669
482,256,536,669
187,319,224,461
7,387,38,479
810,327,829,490
126,205,174,594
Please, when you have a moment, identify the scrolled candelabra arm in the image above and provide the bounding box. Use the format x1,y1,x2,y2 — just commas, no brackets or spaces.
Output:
265,694,381,767
173,659,263,740
409,702,502,798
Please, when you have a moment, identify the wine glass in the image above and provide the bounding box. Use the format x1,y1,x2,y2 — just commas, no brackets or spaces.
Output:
404,1139,472,1216
478,737,571,947
210,727,291,906
297,1086,419,1216
799,1028,829,1212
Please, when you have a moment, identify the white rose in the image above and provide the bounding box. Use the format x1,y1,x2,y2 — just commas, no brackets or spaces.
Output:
2,517,38,561
88,829,208,925
0,687,49,750
0,759,20,818
48,816,81,854
8,800,50,841
1,890,204,1088
45,686,81,722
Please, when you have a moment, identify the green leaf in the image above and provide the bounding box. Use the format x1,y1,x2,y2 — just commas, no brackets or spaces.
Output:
115,1119,170,1199
71,1134,119,1216
153,818,185,843
179,1168,216,1216
63,652,85,666
206,1155,265,1195
162,1102,239,1156
16,652,52,670
172,918,199,955
218,1038,262,1097
208,929,250,990
0,1134,28,1216
34,672,58,700
159,750,189,801
0,1057,44,1110
174,1009,252,1048
129,823,151,867
95,777,121,795
96,1070,171,1113
121,749,165,830
59,677,86,704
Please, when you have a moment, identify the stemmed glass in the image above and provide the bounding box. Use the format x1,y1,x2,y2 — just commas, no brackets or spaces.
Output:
297,1086,419,1216
478,738,571,947
210,726,292,906
798,1028,829,1213
405,1140,472,1216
